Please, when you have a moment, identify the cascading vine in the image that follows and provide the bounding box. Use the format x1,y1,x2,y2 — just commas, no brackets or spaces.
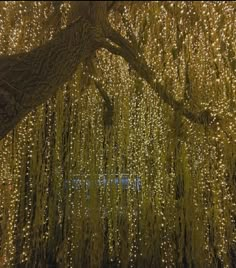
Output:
0,2,235,268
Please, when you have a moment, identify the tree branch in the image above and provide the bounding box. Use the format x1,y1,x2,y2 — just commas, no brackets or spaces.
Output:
94,80,113,127
94,80,113,111
103,24,221,127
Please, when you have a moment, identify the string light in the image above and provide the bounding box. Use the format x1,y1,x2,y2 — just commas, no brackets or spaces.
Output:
0,2,235,267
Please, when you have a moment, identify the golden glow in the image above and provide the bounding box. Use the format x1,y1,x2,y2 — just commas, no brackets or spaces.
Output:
0,2,235,267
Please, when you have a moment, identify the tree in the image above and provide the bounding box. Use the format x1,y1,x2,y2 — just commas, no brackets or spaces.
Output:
0,1,224,140
0,2,235,267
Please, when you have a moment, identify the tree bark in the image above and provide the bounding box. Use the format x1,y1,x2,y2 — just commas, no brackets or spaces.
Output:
0,16,100,140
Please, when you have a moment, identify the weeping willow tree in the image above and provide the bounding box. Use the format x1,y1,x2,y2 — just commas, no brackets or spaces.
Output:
0,1,235,267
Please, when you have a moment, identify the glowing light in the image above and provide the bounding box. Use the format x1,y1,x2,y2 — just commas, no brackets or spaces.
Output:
0,2,235,267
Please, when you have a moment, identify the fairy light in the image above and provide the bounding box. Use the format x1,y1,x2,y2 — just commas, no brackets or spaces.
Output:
0,2,235,267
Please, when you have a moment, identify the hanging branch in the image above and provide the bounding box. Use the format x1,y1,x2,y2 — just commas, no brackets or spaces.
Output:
94,80,113,111
81,55,114,127
94,80,113,127
102,24,221,127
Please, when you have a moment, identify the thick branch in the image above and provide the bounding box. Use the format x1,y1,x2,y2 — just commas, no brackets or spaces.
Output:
0,17,100,140
103,25,220,127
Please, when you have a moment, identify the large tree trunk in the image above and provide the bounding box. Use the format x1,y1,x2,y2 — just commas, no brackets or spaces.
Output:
0,15,100,140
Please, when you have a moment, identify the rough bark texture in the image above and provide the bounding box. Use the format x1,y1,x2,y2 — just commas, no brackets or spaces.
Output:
0,16,100,140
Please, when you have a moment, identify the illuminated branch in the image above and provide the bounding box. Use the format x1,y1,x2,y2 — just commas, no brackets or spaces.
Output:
94,80,113,111
103,24,221,127
94,80,113,127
